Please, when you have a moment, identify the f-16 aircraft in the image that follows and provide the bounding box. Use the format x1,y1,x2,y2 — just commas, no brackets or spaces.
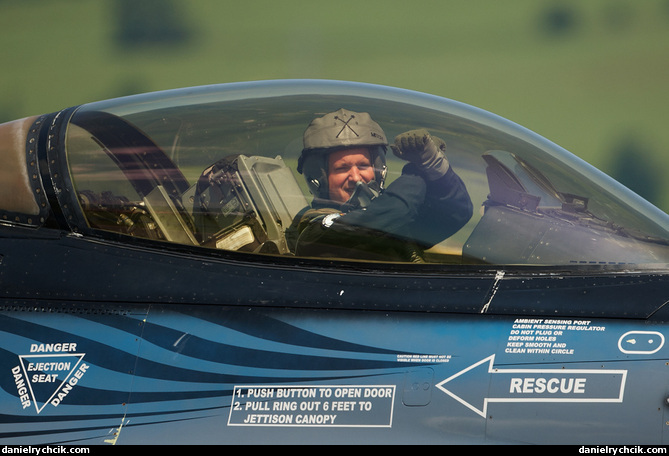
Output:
0,79,667,445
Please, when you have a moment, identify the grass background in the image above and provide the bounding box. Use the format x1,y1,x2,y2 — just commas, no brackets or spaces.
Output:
2,0,668,212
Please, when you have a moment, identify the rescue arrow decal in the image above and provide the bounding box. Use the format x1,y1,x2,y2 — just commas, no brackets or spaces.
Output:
435,355,627,418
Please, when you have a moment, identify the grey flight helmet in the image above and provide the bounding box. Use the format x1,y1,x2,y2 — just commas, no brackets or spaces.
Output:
297,108,388,201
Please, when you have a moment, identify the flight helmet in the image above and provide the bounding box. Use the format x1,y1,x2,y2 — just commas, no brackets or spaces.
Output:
297,108,388,201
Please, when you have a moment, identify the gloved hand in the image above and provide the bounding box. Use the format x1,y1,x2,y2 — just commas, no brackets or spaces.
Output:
391,129,449,180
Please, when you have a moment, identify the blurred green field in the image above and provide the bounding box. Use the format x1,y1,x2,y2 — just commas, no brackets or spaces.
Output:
2,0,668,211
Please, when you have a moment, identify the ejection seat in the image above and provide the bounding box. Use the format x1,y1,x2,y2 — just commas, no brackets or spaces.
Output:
185,154,309,255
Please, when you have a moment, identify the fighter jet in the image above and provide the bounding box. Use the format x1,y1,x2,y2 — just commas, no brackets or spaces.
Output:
0,80,667,445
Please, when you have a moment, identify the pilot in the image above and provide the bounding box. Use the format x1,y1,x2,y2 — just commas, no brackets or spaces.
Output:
286,108,473,262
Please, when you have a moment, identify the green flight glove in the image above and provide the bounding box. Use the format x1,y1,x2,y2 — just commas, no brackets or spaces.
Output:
391,129,450,181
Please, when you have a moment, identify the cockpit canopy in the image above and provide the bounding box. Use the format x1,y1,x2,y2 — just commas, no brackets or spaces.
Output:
3,80,668,267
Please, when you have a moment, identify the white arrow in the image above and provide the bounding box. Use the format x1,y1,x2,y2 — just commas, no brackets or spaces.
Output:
435,355,627,418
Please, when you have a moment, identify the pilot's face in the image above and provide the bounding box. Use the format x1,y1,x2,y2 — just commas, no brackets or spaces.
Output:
327,148,375,203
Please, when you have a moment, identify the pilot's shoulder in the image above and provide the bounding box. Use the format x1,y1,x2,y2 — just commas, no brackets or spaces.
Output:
302,207,343,227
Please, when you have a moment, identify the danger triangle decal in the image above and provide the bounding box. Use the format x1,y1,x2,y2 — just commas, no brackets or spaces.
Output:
14,353,89,414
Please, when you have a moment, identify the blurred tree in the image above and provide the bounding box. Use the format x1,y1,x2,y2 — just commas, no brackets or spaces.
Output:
539,3,580,37
607,135,662,206
600,1,635,32
112,0,194,50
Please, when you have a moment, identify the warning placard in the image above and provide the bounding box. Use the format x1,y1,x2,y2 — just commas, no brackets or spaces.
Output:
228,385,395,427
10,343,88,414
